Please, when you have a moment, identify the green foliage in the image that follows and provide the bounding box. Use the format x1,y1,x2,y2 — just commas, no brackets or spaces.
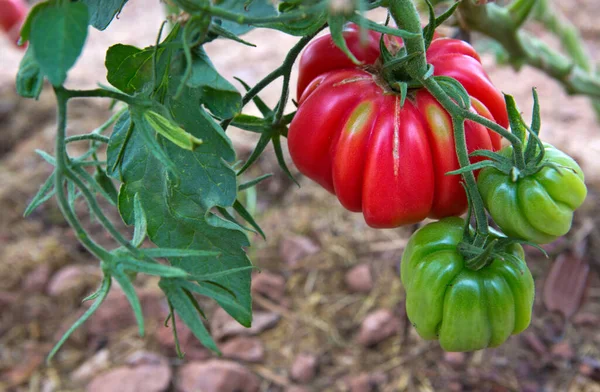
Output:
29,0,89,86
82,0,129,30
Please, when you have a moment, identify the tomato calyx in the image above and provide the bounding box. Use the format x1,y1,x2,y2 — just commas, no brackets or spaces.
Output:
449,89,572,182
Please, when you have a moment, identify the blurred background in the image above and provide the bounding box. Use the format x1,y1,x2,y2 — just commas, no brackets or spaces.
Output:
1,0,600,391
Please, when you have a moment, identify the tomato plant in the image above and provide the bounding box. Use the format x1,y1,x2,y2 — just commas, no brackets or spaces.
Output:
402,217,534,352
11,0,597,359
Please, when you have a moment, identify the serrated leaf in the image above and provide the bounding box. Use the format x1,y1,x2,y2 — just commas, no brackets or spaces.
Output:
186,48,242,119
143,110,203,151
29,1,89,86
16,48,44,100
109,87,252,327
140,248,220,258
131,110,179,174
106,111,134,180
160,279,220,353
81,0,128,30
131,193,147,247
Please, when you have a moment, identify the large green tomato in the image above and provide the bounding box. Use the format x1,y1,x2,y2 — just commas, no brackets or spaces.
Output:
477,143,587,244
401,217,534,352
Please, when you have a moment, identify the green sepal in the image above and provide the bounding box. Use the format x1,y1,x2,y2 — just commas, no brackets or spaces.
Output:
24,172,56,217
349,13,419,38
112,264,145,336
239,173,273,191
233,200,266,239
16,48,44,100
434,75,470,109
328,15,362,65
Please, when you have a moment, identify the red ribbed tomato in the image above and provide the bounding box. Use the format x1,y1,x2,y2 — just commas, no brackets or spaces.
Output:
288,24,508,228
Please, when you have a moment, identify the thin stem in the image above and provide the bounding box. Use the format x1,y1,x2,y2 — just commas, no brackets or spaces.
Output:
63,88,140,105
53,87,111,260
65,134,110,144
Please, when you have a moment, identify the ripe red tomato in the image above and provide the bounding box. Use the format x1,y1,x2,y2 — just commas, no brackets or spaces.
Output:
288,24,508,228
0,0,28,47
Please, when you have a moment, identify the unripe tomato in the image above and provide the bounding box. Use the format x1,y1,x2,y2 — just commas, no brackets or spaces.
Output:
0,0,28,47
478,143,587,244
401,217,534,351
288,24,508,227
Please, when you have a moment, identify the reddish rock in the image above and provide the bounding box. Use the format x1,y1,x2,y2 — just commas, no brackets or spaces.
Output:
176,360,259,392
22,264,51,292
211,307,280,340
286,387,311,392
573,312,600,326
0,291,17,307
280,236,320,268
86,351,171,392
290,353,318,383
444,352,466,366
221,337,265,363
522,333,547,356
72,349,110,382
87,288,165,336
252,271,286,302
46,265,101,297
344,264,373,293
345,372,388,392
551,341,575,360
356,309,401,347
155,321,212,361
543,253,590,320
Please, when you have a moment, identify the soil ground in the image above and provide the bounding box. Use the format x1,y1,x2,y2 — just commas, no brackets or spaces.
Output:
1,1,600,391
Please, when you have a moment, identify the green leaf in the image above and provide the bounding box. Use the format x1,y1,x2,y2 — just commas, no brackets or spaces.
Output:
24,172,56,217
105,45,159,95
349,14,419,39
29,1,89,86
16,48,44,100
140,248,220,258
178,279,250,325
208,23,256,47
131,110,179,174
186,48,242,119
239,173,272,191
143,110,203,151
233,200,265,239
81,0,128,30
94,168,119,205
131,193,147,247
112,265,145,336
106,111,134,180
109,88,253,328
230,114,268,133
19,1,51,43
262,0,327,36
328,15,361,65
118,257,189,278
160,279,219,353
217,0,278,36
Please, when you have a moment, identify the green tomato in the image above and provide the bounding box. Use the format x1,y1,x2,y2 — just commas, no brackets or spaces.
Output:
400,217,534,352
477,143,587,244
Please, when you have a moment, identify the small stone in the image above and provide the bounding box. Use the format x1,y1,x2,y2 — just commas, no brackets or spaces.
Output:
286,387,311,392
211,308,280,340
290,353,318,383
573,312,600,326
0,291,18,307
448,381,463,392
356,309,401,347
444,352,466,366
176,360,260,392
22,264,51,292
221,337,265,363
252,271,286,303
551,342,575,360
345,372,387,392
86,352,171,392
522,333,547,356
344,264,373,293
280,235,320,268
47,265,101,297
72,349,110,382
521,381,540,392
